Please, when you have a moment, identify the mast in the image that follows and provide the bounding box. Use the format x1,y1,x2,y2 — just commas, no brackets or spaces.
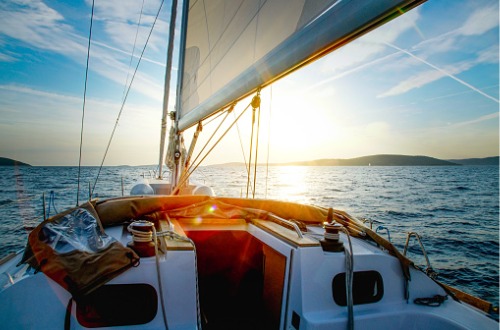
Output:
158,0,179,179
170,0,190,189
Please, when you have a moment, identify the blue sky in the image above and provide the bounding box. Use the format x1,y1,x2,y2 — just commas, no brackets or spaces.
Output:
0,0,498,166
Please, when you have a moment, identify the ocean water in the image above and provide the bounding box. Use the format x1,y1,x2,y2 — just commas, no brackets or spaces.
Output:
0,165,498,307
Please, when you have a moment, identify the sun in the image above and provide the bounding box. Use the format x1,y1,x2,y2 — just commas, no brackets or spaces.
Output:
260,85,344,162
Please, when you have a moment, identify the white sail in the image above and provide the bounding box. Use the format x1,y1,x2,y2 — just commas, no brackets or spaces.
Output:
177,0,426,131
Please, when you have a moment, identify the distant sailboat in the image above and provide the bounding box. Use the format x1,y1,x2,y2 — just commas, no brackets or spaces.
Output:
0,1,497,329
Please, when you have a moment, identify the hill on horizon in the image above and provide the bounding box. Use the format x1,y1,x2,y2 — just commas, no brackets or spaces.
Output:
212,154,499,167
274,154,459,166
446,156,499,166
0,157,31,166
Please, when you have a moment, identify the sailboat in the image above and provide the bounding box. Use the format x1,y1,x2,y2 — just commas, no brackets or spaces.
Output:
0,0,497,329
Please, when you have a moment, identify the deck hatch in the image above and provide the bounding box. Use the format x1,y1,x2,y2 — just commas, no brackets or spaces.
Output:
332,270,384,306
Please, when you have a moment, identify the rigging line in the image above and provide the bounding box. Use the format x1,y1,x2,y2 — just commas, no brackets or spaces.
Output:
122,0,146,101
246,107,256,198
247,91,261,198
176,105,235,191
90,0,166,198
252,99,261,198
173,101,253,195
233,108,254,196
184,105,233,177
76,0,95,206
265,86,272,198
184,123,203,170
385,42,499,104
203,107,228,126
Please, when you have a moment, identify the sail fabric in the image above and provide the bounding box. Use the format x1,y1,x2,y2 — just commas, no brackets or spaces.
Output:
177,0,424,131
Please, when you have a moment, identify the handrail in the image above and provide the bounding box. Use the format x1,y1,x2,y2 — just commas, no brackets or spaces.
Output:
403,231,437,279
266,213,304,239
360,217,373,229
375,225,391,242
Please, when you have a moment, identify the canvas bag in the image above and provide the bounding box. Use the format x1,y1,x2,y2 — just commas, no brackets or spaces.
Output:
25,201,139,298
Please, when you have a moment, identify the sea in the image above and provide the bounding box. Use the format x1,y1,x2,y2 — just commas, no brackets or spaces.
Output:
0,165,498,308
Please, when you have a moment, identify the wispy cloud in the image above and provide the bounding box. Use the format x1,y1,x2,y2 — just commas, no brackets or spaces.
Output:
0,0,168,101
0,51,17,62
0,83,160,165
0,83,159,126
459,3,499,36
376,2,499,99
0,1,86,56
318,7,422,74
450,112,499,128
305,8,422,91
88,0,169,53
378,43,499,103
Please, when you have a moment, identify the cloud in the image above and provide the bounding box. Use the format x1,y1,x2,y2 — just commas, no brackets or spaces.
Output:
0,51,17,62
376,2,499,100
318,7,421,74
449,112,499,128
378,58,472,97
0,0,86,56
459,3,499,36
87,0,169,53
476,45,500,64
378,44,499,103
90,39,167,68
0,0,168,101
0,83,161,165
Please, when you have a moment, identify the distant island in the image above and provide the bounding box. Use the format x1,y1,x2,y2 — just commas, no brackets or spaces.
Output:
446,156,500,166
1,154,498,167
212,154,499,167
0,157,31,166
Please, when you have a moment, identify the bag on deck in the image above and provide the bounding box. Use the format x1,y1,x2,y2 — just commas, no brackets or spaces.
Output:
23,201,139,298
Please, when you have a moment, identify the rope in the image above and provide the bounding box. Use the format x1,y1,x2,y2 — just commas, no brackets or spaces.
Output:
186,106,233,173
265,85,272,198
246,91,261,198
174,104,235,186
122,0,146,102
127,220,201,329
234,108,253,196
340,226,354,330
172,101,253,195
152,225,169,329
252,94,261,198
127,221,154,242
76,0,95,206
414,295,447,307
90,0,166,199
246,108,256,198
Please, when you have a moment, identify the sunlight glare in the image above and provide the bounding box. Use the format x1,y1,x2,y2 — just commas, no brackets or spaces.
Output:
270,166,309,202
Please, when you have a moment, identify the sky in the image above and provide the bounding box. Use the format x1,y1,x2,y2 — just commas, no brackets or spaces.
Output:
0,0,498,166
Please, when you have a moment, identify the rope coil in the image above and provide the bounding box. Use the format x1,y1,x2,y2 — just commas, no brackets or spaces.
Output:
324,232,339,240
127,221,154,242
414,295,447,307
